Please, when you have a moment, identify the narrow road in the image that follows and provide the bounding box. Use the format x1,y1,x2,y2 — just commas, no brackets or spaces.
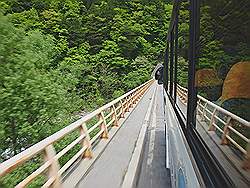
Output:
76,83,156,188
137,84,171,188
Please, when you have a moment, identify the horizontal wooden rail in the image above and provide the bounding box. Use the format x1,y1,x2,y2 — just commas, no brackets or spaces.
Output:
0,80,154,187
177,85,250,170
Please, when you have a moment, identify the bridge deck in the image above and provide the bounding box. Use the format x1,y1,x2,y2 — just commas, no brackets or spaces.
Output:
63,83,171,188
62,82,249,188
137,85,171,188
176,94,250,187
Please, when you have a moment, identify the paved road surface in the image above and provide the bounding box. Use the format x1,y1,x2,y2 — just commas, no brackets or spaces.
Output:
137,84,171,188
77,83,160,188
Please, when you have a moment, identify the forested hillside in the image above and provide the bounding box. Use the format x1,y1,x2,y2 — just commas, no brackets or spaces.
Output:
0,0,249,186
0,0,172,163
0,1,171,186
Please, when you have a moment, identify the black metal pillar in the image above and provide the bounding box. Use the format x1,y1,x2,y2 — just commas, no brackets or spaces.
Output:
187,0,200,129
163,42,169,91
169,30,174,98
173,10,179,103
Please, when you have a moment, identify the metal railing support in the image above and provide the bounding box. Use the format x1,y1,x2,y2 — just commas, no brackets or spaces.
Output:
187,0,200,129
163,43,169,91
173,8,179,103
169,30,174,98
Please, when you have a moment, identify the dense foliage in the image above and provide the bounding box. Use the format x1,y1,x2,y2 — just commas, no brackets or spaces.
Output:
0,0,249,187
177,0,250,142
178,0,250,87
0,0,172,187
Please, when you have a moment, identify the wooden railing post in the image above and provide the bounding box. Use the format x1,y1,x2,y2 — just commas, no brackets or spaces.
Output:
80,122,93,158
44,145,61,188
138,87,143,98
99,111,109,139
131,91,136,106
135,88,140,103
208,109,217,131
133,92,137,104
134,89,140,104
201,102,208,121
127,96,131,109
197,99,201,115
221,117,232,145
112,105,119,127
183,90,188,103
139,88,143,98
138,86,144,100
129,93,134,108
125,97,129,112
120,99,125,118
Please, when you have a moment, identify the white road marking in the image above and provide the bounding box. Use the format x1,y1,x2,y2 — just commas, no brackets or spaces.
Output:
164,89,170,169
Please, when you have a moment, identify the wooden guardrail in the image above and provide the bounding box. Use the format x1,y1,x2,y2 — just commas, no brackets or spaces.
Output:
0,80,154,188
177,85,250,170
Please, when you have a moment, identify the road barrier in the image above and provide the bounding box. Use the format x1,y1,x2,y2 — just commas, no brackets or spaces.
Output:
0,80,153,188
177,85,250,170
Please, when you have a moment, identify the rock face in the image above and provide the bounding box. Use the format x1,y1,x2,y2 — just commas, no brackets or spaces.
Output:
221,61,250,101
195,69,223,101
221,61,250,121
195,68,223,88
220,62,250,151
